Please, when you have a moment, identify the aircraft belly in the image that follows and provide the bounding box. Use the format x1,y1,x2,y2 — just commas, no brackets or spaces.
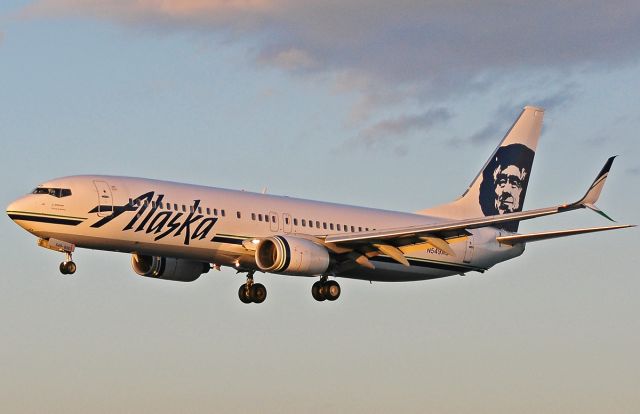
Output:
42,231,246,265
337,260,456,282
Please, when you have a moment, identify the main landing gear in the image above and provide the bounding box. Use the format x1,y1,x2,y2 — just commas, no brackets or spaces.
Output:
59,252,76,275
235,272,341,304
238,272,267,304
311,277,341,302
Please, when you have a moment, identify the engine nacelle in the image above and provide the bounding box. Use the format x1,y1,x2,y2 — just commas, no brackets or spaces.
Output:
255,236,331,276
131,254,209,282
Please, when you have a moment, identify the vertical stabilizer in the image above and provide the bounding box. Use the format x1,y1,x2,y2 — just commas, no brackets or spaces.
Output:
419,106,544,232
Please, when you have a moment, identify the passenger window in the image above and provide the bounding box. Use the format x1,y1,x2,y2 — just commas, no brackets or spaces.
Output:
351,226,355,232
272,215,277,223
358,227,362,232
323,222,327,230
330,223,334,230
166,203,171,211
198,207,203,214
285,217,289,225
337,224,341,231
252,213,256,220
265,215,270,223
221,210,226,217
236,211,241,219
301,219,306,227
258,214,263,222
316,221,320,228
293,218,298,226
174,203,178,211
206,208,211,215
182,205,186,212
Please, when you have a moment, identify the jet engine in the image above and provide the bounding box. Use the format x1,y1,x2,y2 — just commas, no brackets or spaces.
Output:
255,236,331,276
131,253,209,282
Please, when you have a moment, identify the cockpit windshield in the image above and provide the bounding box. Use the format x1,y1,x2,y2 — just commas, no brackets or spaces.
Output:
32,187,72,198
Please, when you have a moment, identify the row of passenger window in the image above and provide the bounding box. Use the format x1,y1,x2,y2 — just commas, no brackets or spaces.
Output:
127,198,372,234
250,211,371,233
129,198,226,217
251,213,276,223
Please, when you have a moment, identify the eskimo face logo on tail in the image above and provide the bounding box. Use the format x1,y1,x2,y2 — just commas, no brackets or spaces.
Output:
479,143,535,231
88,191,218,245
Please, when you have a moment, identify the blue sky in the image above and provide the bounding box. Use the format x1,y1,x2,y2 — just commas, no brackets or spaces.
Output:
1,1,639,413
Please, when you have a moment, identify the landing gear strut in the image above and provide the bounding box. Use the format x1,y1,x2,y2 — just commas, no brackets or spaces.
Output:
37,238,77,275
59,251,76,275
238,272,267,304
312,277,341,302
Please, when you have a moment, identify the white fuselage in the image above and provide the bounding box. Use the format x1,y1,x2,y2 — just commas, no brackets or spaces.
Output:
7,175,524,282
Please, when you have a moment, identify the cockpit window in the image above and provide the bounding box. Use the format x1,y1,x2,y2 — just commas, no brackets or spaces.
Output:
32,187,72,198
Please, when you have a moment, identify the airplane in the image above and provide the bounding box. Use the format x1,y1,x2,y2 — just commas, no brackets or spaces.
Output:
6,106,634,304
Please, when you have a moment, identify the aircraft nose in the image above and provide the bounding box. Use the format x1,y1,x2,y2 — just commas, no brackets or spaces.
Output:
7,200,18,215
7,196,27,220
7,201,18,221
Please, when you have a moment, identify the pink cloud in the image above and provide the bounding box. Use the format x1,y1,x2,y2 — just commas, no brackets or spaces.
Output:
22,0,279,27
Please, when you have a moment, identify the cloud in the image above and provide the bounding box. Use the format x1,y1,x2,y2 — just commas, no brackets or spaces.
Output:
258,47,317,71
22,0,275,23
626,167,640,176
17,1,640,150
21,1,640,89
355,108,452,152
453,83,578,146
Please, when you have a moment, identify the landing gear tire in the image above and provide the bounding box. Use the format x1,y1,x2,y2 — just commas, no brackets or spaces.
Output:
250,283,267,304
238,285,252,304
312,279,340,302
238,271,267,304
59,261,76,275
312,281,326,301
324,280,341,301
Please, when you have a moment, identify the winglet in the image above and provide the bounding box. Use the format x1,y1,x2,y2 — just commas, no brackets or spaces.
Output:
571,156,617,221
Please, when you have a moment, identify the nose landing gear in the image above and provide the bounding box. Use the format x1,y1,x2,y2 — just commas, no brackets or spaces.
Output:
37,238,77,275
59,252,77,275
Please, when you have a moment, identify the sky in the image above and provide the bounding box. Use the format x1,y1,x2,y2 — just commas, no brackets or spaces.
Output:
1,1,639,413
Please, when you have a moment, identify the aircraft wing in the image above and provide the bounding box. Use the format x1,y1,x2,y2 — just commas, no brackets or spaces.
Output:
324,157,632,258
326,204,571,245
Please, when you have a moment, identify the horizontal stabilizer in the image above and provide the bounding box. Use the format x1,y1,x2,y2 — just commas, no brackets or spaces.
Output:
496,224,635,246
